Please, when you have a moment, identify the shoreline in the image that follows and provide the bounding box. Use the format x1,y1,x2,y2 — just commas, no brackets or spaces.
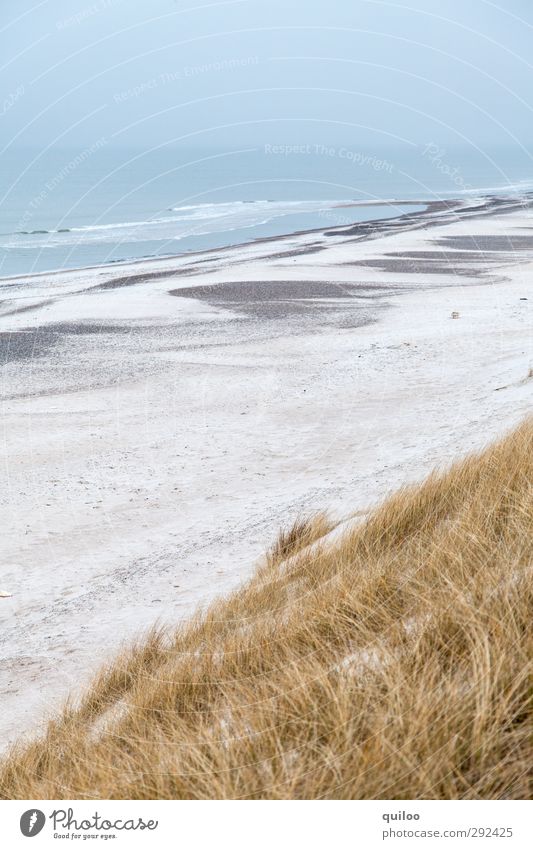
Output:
0,198,429,284
0,190,532,751
0,192,523,287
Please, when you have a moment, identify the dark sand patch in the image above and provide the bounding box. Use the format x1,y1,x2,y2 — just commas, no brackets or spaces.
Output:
92,267,200,291
260,244,327,261
48,322,133,336
170,279,389,320
0,329,59,365
384,251,507,262
436,235,533,252
342,259,492,276
171,279,388,302
1,323,131,366
1,299,55,318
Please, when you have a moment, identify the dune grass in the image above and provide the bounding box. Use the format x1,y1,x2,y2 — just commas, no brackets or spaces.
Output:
1,421,532,800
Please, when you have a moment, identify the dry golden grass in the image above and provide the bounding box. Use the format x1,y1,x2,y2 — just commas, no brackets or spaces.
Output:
1,421,532,799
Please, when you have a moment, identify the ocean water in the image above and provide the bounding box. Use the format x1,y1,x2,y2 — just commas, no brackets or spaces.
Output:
0,144,531,278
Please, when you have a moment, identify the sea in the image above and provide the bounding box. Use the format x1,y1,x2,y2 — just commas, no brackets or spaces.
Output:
0,144,531,278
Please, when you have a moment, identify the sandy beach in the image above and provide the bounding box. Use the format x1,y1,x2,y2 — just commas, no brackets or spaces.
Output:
0,195,531,750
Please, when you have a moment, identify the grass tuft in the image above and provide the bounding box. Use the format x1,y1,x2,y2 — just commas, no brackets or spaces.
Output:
267,512,334,565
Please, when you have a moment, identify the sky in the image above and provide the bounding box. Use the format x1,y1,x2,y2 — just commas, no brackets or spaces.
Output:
1,0,533,151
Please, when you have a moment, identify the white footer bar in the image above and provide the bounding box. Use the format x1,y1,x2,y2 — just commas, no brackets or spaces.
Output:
1,799,531,848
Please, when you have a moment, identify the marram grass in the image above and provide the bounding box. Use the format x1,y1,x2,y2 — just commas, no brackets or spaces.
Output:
1,421,531,799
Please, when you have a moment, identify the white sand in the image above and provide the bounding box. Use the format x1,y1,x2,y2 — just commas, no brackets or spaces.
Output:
0,200,531,749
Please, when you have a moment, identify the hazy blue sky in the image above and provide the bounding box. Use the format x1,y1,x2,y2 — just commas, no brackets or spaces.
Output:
2,0,533,150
